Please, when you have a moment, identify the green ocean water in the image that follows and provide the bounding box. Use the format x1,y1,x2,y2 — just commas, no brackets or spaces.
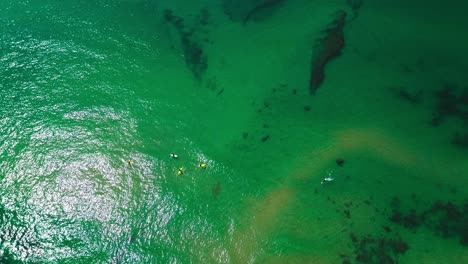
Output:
1,0,468,263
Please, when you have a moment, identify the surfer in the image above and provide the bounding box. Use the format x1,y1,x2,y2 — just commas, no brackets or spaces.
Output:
199,163,206,169
170,153,179,159
321,177,335,184
127,161,134,166
177,167,184,175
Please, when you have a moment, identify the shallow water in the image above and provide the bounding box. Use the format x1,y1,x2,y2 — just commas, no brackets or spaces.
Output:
1,0,468,263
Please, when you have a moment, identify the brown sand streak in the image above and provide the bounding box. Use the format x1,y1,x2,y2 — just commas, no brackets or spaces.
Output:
218,128,456,262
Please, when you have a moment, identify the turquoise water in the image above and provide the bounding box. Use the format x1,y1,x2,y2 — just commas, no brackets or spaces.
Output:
1,0,468,263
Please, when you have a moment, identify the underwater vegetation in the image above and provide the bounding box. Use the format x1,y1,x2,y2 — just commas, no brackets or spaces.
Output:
389,197,468,246
336,158,345,167
429,84,468,149
392,86,424,104
309,11,347,94
431,84,468,126
222,0,286,24
345,233,409,264
391,83,468,150
0,205,25,263
452,132,468,149
346,0,363,20
323,192,411,263
212,181,221,199
0,248,22,264
261,135,270,142
163,9,209,79
242,0,286,25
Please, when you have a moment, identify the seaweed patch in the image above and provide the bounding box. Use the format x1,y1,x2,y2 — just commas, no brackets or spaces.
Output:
347,233,409,264
216,88,225,96
452,131,468,149
431,84,468,126
388,197,468,246
346,0,363,20
309,11,347,94
0,204,39,262
421,201,467,244
213,182,221,199
0,247,19,263
222,0,286,24
336,158,345,167
242,0,286,24
343,209,351,219
429,84,468,149
392,86,423,104
163,9,209,79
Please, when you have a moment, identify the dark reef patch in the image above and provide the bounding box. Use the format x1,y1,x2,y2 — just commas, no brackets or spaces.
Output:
346,0,363,20
0,247,21,264
431,84,468,126
242,0,286,24
222,0,286,24
452,131,468,149
216,88,224,96
181,35,207,79
163,9,209,79
0,205,34,263
421,201,466,242
336,158,345,167
429,84,468,149
348,233,409,264
213,182,221,199
309,11,347,94
197,8,211,26
388,196,468,246
206,77,225,96
392,86,423,104
344,209,351,219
